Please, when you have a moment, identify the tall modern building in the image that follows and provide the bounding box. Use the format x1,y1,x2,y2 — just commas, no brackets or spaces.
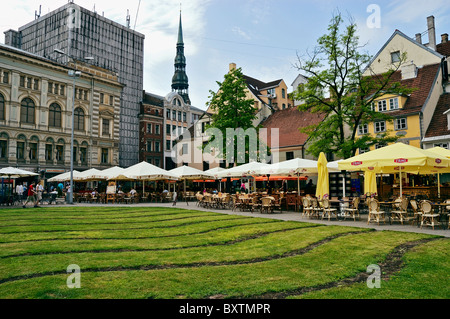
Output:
4,2,145,167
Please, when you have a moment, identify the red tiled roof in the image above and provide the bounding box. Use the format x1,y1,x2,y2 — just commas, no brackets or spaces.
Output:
437,41,450,57
367,63,441,116
261,107,325,148
425,93,450,138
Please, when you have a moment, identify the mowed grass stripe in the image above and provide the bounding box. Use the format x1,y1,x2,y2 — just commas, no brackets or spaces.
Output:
0,208,207,222
0,213,239,234
0,216,271,243
0,231,432,299
0,226,364,283
0,211,223,228
0,220,301,257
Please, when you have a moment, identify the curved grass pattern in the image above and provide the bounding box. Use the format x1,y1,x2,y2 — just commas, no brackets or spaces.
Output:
0,207,446,299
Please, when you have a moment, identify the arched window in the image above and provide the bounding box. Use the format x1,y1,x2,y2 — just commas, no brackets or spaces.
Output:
74,107,85,131
282,88,286,99
16,134,26,160
49,103,62,127
56,139,65,163
0,132,8,160
0,93,5,121
21,98,35,124
29,136,38,161
45,138,54,161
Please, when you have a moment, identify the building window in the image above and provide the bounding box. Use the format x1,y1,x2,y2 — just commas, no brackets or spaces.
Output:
155,125,160,135
147,141,152,152
155,158,160,167
394,118,407,130
282,104,286,109
101,148,109,164
49,103,62,128
2,71,9,84
172,110,176,120
80,146,87,164
166,140,171,151
102,119,110,137
390,98,399,110
182,143,188,155
29,142,38,161
56,144,64,162
391,51,401,63
109,95,114,106
16,141,25,160
183,112,186,122
0,93,4,121
282,88,286,99
74,108,85,131
147,123,152,134
358,124,369,135
377,100,387,112
0,139,7,159
286,151,294,160
359,147,370,154
434,143,449,149
374,121,386,133
166,109,171,119
45,143,53,161
20,98,35,124
178,111,182,122
155,141,160,153
166,124,171,136
100,93,104,104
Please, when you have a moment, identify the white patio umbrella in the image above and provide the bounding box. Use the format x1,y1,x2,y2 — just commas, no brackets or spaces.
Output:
204,167,225,179
216,161,272,178
47,170,81,182
0,167,39,179
73,168,103,182
169,166,215,204
97,166,125,180
108,161,179,181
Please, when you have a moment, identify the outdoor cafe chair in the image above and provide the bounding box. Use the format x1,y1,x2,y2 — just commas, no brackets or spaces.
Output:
367,199,386,225
420,200,440,230
322,198,338,221
250,196,261,213
310,197,322,219
286,194,298,212
231,195,241,212
391,197,410,225
301,197,313,218
409,199,421,226
260,197,274,214
343,197,360,221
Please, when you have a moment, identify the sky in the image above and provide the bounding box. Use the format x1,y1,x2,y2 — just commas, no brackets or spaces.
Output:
1,0,450,111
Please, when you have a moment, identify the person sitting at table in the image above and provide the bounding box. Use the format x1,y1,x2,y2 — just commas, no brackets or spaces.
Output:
130,188,137,196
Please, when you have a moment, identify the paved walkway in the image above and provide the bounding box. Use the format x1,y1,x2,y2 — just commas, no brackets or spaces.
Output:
13,200,447,238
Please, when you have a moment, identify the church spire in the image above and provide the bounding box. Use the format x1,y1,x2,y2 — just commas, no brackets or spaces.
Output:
172,11,190,104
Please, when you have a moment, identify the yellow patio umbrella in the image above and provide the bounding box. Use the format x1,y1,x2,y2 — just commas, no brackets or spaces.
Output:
316,152,329,199
418,147,450,198
338,143,449,198
364,169,378,196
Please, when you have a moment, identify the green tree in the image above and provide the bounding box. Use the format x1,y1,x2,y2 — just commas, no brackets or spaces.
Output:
294,12,413,159
204,67,269,165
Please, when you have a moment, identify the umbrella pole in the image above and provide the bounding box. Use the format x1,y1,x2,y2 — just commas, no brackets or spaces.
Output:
438,173,440,199
399,167,403,199
297,175,300,195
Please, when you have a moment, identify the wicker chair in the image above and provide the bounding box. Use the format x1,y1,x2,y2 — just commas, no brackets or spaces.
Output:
310,197,322,219
343,197,360,221
367,198,386,225
250,196,261,213
301,197,313,218
322,198,338,221
420,200,440,230
260,197,274,214
391,197,410,225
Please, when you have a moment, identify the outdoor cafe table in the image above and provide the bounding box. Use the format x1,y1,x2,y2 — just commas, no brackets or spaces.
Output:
379,201,398,225
432,202,449,230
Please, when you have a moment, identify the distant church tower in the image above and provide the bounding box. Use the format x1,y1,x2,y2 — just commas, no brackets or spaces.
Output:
171,12,191,105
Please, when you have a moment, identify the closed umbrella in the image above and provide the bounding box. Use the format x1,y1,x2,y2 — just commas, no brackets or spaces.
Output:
316,152,330,199
364,169,378,196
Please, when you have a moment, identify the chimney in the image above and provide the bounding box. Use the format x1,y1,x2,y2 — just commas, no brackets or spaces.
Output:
401,61,418,80
229,63,236,72
442,33,449,43
415,33,422,44
427,16,436,50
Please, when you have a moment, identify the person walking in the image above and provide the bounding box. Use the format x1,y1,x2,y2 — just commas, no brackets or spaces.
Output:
23,182,37,208
35,181,44,207
172,188,178,206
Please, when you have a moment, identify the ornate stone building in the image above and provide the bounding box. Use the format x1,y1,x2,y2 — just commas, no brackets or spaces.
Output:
0,43,122,178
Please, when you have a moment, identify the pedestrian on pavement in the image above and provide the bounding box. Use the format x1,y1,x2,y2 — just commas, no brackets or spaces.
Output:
23,182,37,208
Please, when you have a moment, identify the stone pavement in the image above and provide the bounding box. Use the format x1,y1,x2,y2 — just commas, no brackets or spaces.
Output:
66,200,450,238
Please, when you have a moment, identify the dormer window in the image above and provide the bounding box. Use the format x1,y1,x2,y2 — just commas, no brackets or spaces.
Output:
389,97,399,110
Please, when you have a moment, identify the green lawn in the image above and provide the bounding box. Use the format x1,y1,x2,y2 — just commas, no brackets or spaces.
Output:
0,206,448,299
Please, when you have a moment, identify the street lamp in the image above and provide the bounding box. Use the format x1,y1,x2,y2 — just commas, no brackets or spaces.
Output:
54,49,93,204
